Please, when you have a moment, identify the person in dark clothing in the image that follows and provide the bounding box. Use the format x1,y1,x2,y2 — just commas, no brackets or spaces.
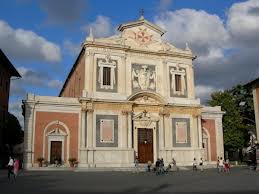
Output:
155,158,160,175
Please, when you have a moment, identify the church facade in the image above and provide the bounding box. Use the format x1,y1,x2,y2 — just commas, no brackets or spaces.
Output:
23,17,224,168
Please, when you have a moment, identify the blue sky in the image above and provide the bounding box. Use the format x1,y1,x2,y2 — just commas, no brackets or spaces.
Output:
1,0,259,127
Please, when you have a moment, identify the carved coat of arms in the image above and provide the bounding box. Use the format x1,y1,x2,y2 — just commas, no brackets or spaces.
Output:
132,65,156,90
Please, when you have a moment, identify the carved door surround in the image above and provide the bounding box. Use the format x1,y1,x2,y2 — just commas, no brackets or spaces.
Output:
133,109,159,163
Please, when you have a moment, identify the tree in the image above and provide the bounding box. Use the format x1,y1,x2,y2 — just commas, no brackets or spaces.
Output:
5,113,24,147
208,85,254,154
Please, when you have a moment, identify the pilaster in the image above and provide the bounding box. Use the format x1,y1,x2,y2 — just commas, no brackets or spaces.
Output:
23,101,35,168
86,102,94,148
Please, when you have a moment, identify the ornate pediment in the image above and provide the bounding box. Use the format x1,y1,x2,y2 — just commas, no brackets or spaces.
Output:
134,95,161,105
47,128,67,136
133,110,160,128
83,18,193,54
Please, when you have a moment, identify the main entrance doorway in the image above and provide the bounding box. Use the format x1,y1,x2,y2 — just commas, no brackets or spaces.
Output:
138,128,153,163
50,141,62,164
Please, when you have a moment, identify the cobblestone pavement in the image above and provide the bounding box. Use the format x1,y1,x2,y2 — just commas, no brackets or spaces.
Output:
0,167,259,194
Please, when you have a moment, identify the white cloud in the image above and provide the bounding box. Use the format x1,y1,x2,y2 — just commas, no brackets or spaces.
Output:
195,85,222,103
82,15,113,38
17,67,46,86
48,79,62,89
10,67,63,98
0,20,61,63
227,0,259,47
63,40,81,56
155,9,229,56
158,0,173,11
39,0,86,24
154,1,259,96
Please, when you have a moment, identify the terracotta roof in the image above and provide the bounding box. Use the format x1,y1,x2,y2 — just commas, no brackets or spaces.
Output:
0,49,21,77
59,47,85,96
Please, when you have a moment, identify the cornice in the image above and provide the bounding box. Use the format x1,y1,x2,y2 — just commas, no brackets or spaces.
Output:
83,41,194,60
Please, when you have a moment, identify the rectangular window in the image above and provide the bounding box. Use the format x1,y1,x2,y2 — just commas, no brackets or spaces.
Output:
175,121,188,143
100,119,114,143
175,74,181,92
103,67,111,86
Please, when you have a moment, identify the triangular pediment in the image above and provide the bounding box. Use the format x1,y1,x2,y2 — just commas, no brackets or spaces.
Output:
118,18,166,36
85,18,192,54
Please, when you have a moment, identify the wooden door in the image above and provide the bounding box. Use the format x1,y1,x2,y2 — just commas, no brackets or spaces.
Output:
138,128,153,163
50,141,62,164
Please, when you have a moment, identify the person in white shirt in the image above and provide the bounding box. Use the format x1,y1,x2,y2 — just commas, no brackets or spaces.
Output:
218,157,224,173
7,156,14,180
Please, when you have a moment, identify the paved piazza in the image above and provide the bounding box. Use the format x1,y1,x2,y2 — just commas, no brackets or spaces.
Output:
1,167,259,194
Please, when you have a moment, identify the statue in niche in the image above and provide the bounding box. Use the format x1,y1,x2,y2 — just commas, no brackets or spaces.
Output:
132,65,156,90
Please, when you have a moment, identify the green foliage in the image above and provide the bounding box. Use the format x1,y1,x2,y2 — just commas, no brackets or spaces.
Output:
6,112,24,145
208,85,255,153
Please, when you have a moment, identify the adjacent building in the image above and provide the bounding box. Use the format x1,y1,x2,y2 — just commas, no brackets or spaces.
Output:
0,49,21,167
245,78,259,140
23,17,224,168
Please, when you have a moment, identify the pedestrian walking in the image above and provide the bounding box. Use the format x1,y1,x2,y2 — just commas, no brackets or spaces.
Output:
199,158,204,171
7,156,14,181
147,160,152,172
224,159,230,173
155,158,160,175
193,158,197,171
14,158,20,178
134,156,139,173
216,156,220,171
160,158,165,174
218,157,224,173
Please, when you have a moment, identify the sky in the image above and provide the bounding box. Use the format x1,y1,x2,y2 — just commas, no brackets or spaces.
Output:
1,0,259,128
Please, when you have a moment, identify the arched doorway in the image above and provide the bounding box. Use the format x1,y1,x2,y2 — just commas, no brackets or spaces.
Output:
43,120,70,164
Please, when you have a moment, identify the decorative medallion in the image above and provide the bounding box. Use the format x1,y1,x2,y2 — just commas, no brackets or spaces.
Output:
128,27,155,46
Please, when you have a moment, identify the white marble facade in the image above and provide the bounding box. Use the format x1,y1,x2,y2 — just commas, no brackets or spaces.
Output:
23,17,224,168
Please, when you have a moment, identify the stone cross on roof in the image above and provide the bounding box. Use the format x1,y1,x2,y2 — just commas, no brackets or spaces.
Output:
139,8,144,20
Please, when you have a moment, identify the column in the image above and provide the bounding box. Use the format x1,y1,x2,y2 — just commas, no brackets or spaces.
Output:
86,103,94,165
86,103,94,148
197,115,203,148
81,110,86,148
23,102,35,168
127,112,132,148
79,104,88,167
159,114,165,149
86,51,94,97
121,111,128,148
119,55,126,95
216,117,224,158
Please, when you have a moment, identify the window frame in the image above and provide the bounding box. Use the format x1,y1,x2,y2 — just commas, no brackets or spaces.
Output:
100,119,115,143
